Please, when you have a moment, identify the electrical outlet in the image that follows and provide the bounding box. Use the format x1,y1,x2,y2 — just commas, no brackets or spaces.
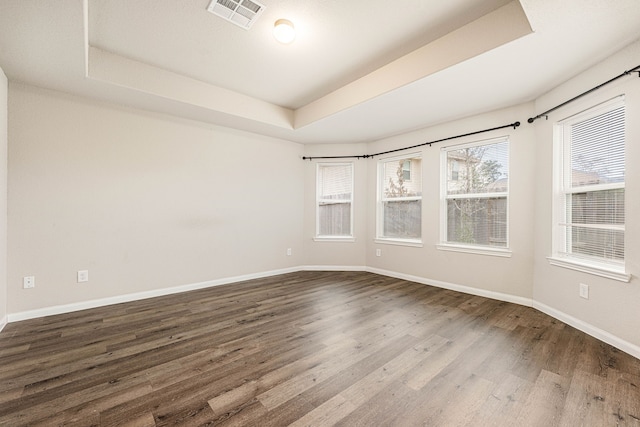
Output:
23,276,35,289
286,248,292,256
77,270,89,283
376,249,381,257
579,283,589,299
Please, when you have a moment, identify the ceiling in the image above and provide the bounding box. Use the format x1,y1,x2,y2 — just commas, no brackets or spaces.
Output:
1,0,639,144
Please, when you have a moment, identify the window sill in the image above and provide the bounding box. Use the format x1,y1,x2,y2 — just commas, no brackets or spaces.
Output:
547,256,631,283
374,238,423,248
436,244,512,258
313,236,356,243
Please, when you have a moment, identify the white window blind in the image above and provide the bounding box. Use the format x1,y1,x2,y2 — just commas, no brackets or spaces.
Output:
442,138,509,248
558,99,625,264
316,163,353,237
378,155,422,241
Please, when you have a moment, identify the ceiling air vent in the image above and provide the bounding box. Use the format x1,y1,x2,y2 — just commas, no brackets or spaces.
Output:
207,0,265,29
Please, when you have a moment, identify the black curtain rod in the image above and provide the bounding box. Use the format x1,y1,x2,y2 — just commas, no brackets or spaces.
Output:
302,121,521,161
528,64,640,124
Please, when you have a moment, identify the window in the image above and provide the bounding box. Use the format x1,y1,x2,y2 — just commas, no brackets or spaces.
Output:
402,160,411,181
451,160,459,181
440,138,509,254
550,97,628,281
377,154,422,243
316,163,353,239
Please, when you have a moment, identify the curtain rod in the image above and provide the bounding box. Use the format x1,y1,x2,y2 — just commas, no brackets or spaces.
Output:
528,64,640,124
302,121,521,161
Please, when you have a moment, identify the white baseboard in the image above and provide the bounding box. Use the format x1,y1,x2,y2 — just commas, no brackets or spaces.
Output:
369,267,639,359
302,265,366,272
366,267,534,307
7,266,301,323
533,301,640,360
5,265,638,361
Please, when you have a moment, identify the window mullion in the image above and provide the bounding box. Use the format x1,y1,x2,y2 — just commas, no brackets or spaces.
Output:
446,192,508,200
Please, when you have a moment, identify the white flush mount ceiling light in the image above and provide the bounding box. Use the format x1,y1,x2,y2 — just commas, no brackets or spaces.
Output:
273,19,295,44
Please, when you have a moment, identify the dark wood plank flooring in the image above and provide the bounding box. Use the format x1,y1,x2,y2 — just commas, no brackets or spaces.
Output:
0,271,639,426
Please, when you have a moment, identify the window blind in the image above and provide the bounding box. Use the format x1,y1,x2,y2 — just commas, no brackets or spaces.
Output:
562,102,625,263
317,163,353,237
570,106,625,186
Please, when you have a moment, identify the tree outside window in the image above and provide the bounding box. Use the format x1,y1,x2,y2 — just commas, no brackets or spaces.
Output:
443,139,509,248
378,155,422,241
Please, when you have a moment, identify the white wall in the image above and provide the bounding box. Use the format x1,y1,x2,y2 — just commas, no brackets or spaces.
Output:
303,39,640,356
532,41,640,353
4,41,639,358
7,83,304,314
303,143,368,268
364,103,536,302
303,103,536,302
0,67,7,330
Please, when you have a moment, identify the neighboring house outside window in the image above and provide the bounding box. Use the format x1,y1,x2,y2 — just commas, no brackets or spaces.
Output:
377,154,422,244
439,137,510,256
549,96,628,281
402,160,411,181
451,160,459,181
316,163,354,239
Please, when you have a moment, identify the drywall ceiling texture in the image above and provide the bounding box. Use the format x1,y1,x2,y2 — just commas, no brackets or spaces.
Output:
88,0,514,110
5,0,640,144
85,0,532,142
7,84,305,314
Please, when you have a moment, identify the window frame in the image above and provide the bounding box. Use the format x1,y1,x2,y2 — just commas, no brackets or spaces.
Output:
375,153,423,246
315,162,355,242
548,96,630,282
437,136,511,257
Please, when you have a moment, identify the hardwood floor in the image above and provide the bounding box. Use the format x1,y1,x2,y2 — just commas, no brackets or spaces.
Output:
0,271,639,426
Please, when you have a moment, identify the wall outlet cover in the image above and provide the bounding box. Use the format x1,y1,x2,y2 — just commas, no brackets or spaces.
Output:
579,283,589,299
77,270,89,283
23,276,35,289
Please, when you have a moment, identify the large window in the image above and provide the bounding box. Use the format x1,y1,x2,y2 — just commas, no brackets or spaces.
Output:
440,138,509,253
316,163,353,239
377,154,422,243
551,96,627,280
